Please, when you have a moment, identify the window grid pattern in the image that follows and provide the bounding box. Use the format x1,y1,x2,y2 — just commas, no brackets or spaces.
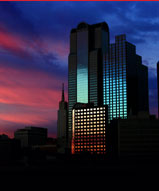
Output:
72,107,107,154
68,55,77,140
104,36,127,120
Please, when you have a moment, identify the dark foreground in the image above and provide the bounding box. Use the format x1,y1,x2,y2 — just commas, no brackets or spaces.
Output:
0,155,159,177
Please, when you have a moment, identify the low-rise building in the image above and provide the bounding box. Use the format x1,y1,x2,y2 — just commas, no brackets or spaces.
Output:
14,126,47,148
72,103,108,154
0,134,21,160
109,115,159,159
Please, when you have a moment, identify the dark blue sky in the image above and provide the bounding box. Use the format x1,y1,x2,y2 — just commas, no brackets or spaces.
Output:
0,1,158,137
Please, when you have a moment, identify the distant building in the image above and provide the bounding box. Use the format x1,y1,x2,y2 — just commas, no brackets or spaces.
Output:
109,115,159,159
104,34,149,120
157,61,159,118
14,127,47,148
57,84,68,153
72,103,108,154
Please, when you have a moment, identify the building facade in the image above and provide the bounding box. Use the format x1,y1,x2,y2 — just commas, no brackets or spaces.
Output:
68,22,109,147
109,116,159,159
104,34,149,121
71,103,108,154
57,84,68,153
14,126,47,148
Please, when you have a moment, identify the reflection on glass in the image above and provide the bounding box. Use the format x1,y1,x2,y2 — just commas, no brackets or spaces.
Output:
77,30,88,103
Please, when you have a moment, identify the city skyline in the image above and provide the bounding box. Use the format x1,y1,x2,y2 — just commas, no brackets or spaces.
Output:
0,1,158,138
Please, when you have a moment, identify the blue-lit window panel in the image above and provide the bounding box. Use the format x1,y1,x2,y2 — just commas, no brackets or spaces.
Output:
124,108,127,111
77,30,89,103
104,40,128,121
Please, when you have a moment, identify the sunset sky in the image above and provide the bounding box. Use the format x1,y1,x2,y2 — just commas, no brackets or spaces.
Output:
0,1,158,137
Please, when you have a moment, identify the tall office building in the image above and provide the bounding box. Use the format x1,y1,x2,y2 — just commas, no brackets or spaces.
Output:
104,34,149,120
157,61,159,118
57,84,68,153
68,22,109,147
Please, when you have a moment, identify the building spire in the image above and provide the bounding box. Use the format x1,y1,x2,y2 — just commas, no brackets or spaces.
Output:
62,83,65,101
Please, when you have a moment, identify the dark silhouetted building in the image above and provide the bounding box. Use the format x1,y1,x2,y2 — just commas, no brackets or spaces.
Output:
0,134,21,161
32,138,57,156
104,34,149,120
157,61,159,118
14,126,47,148
57,83,68,153
71,103,108,154
68,22,109,147
136,55,149,113
109,114,159,159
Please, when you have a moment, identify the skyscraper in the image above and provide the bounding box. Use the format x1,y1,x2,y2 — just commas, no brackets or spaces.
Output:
68,22,109,147
157,61,159,118
104,34,149,120
57,84,68,153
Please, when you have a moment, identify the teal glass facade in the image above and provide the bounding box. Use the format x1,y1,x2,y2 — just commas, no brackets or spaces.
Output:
77,30,89,103
104,34,149,121
104,35,127,120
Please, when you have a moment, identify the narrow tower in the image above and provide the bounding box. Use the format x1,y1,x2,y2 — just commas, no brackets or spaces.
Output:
57,83,68,153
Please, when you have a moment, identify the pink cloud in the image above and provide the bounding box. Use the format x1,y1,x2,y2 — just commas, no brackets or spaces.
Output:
0,65,67,107
0,27,33,59
0,108,58,138
0,25,68,138
41,38,69,59
0,25,69,63
0,65,68,137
